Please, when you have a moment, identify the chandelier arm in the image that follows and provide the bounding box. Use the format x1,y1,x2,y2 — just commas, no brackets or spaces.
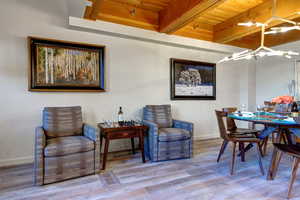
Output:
218,0,299,63
261,25,265,47
264,47,276,52
276,17,297,25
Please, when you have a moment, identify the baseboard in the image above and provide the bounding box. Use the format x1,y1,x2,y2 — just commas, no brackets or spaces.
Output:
194,133,219,140
0,135,219,168
0,156,33,168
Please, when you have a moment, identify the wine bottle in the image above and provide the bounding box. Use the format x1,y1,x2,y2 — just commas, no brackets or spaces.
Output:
291,102,299,117
118,106,124,125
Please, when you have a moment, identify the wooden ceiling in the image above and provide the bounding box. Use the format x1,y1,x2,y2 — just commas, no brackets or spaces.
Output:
84,0,300,49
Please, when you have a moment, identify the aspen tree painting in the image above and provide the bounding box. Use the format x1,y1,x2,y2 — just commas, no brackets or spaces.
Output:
29,37,105,92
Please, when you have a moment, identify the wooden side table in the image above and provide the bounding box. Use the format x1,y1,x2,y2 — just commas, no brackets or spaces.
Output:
97,122,148,170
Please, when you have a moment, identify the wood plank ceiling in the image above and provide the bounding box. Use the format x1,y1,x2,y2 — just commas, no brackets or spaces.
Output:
84,0,300,49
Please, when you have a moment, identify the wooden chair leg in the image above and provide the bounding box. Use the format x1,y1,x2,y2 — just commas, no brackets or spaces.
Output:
231,142,237,175
288,157,300,199
239,142,245,162
272,132,276,143
263,136,269,156
256,143,265,175
267,147,279,180
258,142,264,157
272,150,283,179
217,140,228,162
281,133,288,144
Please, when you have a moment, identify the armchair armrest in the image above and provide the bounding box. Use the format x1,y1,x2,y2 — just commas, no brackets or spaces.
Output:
142,120,159,136
83,123,100,142
83,123,101,173
34,127,46,185
173,119,194,158
142,120,159,160
173,119,194,133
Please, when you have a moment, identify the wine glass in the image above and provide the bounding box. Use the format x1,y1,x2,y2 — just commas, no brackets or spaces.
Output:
240,104,247,112
257,105,264,117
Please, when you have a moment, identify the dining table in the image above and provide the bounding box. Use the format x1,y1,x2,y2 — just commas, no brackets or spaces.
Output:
228,111,300,180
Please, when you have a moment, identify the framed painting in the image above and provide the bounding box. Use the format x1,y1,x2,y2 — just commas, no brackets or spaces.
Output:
28,37,105,92
170,58,216,100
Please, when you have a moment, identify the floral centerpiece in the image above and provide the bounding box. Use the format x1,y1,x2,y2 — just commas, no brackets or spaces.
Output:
271,95,294,104
271,95,294,113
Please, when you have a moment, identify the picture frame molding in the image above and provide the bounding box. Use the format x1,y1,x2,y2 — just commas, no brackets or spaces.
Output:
28,36,105,92
170,58,216,100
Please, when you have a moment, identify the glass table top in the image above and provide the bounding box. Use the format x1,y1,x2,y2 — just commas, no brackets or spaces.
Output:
228,112,300,125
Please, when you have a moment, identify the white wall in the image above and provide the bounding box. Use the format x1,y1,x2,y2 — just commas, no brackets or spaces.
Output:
256,42,300,105
0,0,251,166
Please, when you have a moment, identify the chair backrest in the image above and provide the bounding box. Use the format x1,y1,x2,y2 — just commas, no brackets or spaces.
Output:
274,103,291,113
215,110,230,140
43,106,83,138
143,105,172,128
264,101,276,112
222,107,237,131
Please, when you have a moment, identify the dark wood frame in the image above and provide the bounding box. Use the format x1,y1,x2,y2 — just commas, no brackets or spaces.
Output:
28,37,105,92
170,58,216,100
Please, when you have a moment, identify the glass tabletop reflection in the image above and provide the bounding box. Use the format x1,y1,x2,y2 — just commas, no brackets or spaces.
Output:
228,112,300,126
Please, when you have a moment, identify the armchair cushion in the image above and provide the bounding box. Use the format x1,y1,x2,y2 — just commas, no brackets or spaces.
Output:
43,106,83,138
44,136,94,157
158,128,191,142
173,119,193,132
144,105,172,128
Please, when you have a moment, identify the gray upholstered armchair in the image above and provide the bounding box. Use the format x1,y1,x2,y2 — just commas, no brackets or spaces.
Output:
142,105,193,162
34,106,100,185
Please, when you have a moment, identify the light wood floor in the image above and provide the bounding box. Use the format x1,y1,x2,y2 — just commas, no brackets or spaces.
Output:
0,139,299,200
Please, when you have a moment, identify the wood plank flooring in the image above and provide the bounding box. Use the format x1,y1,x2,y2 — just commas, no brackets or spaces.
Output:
0,139,299,200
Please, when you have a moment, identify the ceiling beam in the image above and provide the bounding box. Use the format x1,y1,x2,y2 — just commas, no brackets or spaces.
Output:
214,0,300,44
227,39,259,50
263,25,300,47
159,0,226,34
108,0,168,12
84,0,159,31
83,0,103,20
173,24,213,41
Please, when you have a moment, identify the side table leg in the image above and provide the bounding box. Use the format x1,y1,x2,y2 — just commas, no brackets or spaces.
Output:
131,138,135,154
139,130,145,163
102,138,110,170
100,135,103,152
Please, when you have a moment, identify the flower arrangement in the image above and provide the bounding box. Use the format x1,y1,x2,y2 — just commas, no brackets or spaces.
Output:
271,95,294,104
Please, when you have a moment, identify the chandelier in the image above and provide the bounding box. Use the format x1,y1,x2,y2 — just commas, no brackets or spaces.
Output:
219,0,300,63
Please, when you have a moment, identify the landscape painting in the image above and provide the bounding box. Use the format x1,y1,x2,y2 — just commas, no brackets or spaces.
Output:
170,58,216,100
29,37,105,92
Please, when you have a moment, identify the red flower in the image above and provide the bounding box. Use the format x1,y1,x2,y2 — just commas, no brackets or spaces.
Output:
271,95,294,104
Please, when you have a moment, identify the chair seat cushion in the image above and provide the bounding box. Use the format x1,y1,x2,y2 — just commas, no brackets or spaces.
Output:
44,136,94,157
158,128,191,142
230,128,259,135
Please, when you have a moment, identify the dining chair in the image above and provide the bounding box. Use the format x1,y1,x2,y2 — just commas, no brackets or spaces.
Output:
222,107,259,135
264,101,276,112
269,143,300,199
215,110,265,175
222,107,268,160
264,101,278,146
